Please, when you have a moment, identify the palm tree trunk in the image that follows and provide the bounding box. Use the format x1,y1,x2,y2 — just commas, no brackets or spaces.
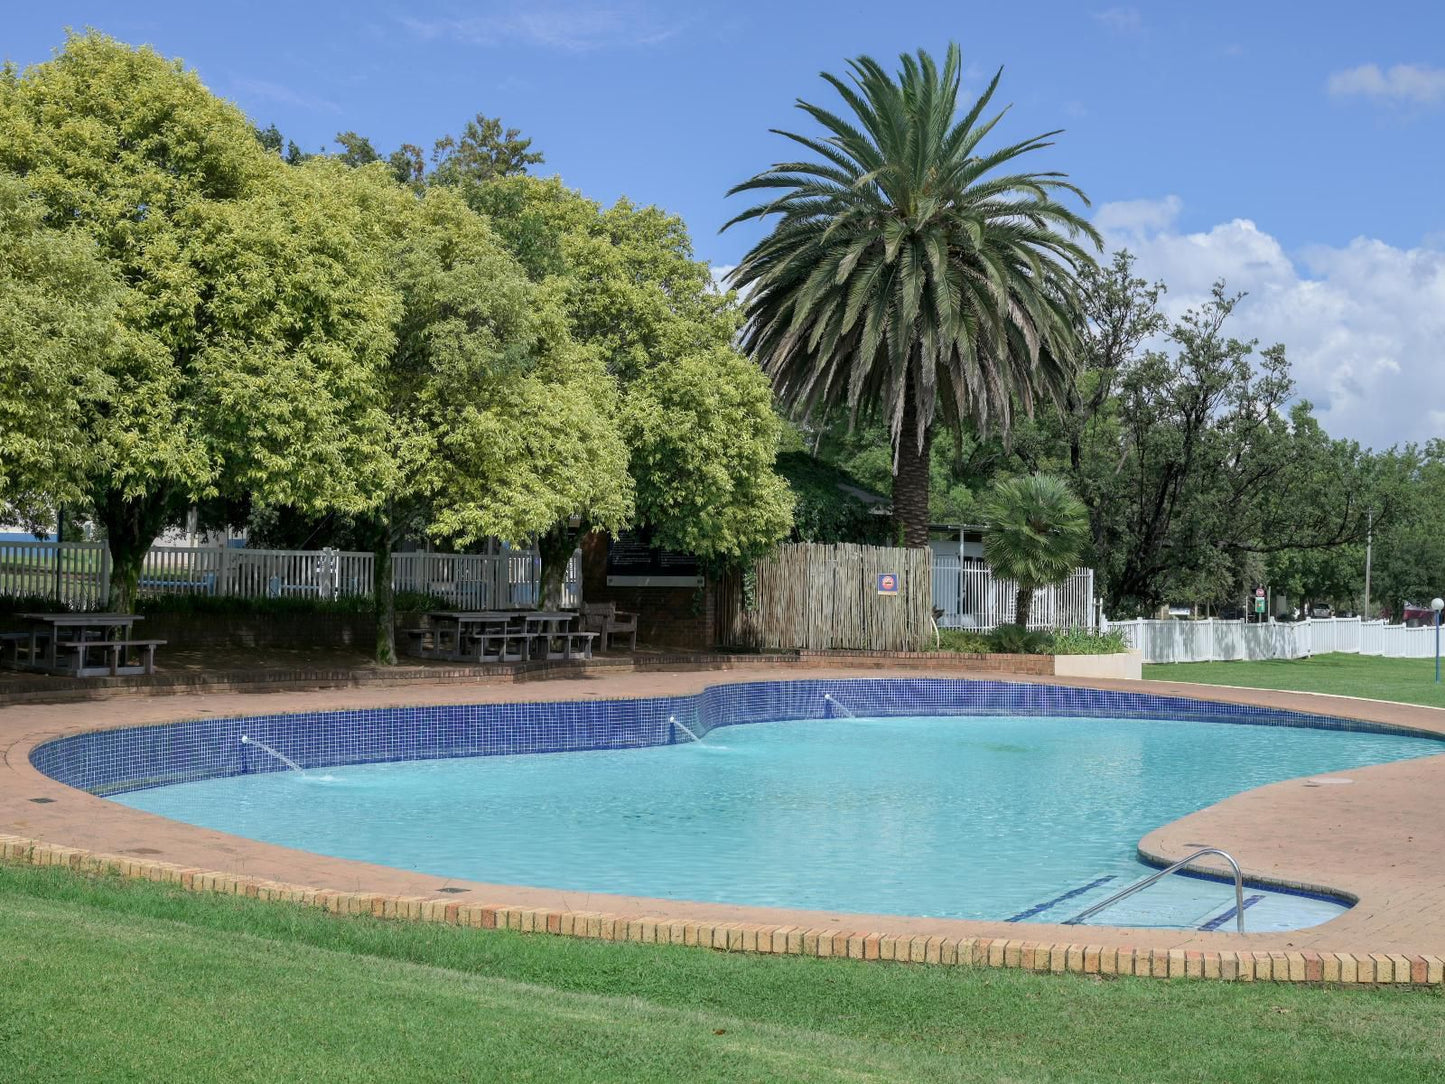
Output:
892,371,932,548
1015,585,1033,629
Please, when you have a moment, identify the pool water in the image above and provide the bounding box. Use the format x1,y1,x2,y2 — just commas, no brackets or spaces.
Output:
114,715,1441,930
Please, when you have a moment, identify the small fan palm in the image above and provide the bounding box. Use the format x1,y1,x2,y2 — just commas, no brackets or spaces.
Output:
725,44,1098,546
980,473,1089,628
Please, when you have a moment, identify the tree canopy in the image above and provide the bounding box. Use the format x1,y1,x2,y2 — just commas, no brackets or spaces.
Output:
0,173,116,526
464,174,793,579
0,32,398,608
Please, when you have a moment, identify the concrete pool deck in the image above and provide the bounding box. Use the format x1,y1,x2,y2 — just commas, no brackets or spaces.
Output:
3,665,1444,985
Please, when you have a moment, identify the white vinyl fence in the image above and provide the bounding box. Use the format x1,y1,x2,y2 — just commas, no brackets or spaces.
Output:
0,541,580,610
933,556,1096,630
393,550,581,610
1107,616,1441,663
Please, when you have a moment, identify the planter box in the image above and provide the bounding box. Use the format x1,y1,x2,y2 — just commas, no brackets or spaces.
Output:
1051,650,1142,681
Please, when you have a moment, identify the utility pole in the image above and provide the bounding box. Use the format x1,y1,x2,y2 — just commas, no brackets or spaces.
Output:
1363,507,1373,619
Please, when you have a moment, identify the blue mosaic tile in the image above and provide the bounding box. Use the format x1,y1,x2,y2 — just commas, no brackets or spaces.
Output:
28,678,1442,797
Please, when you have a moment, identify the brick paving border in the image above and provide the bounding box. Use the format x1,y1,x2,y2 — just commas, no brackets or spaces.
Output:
3,832,1439,987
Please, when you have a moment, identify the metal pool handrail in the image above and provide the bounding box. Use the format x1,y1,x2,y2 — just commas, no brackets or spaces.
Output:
1063,848,1248,933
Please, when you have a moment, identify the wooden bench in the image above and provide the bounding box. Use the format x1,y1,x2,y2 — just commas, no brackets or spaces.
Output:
59,638,166,677
581,602,638,652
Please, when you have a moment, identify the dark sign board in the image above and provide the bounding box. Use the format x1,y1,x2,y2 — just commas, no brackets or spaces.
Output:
606,530,702,588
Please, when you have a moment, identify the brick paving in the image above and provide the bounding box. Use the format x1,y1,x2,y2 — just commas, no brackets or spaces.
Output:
3,663,1444,983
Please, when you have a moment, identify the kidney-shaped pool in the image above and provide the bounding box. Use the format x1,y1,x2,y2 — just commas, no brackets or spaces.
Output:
33,680,1443,932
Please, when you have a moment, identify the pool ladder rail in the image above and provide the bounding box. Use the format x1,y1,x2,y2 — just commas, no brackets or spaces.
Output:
1063,848,1248,933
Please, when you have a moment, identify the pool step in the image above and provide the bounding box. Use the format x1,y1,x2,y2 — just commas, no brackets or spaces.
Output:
1010,874,1273,931
1006,875,1118,923
1197,893,1264,931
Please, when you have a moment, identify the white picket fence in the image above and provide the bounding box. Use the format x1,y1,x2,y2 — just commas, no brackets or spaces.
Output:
933,557,1096,630
392,550,581,609
1107,616,1442,663
0,541,580,609
0,540,111,610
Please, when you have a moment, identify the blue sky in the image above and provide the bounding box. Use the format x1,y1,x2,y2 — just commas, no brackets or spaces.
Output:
8,2,1445,448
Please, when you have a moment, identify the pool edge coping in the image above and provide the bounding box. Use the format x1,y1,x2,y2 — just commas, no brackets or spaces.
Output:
3,832,1439,987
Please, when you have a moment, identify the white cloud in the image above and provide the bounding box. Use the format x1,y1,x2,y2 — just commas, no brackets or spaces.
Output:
1093,195,1182,236
1327,63,1445,106
1093,7,1142,33
1095,196,1445,450
401,4,679,52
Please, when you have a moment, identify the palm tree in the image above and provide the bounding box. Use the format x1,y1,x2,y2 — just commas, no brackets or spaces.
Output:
725,45,1099,546
980,473,1090,628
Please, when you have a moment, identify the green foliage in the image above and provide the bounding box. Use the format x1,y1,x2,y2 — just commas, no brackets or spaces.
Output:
624,349,793,560
986,624,1052,655
1048,627,1128,655
130,591,448,617
774,451,891,544
430,114,544,187
935,628,994,653
726,44,1098,543
0,173,116,526
358,178,633,548
464,174,791,563
0,593,75,616
980,473,1089,626
0,33,399,609
1062,256,1387,616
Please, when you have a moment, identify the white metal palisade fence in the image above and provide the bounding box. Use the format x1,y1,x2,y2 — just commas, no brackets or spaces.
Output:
1106,616,1444,663
932,556,1096,630
0,541,581,609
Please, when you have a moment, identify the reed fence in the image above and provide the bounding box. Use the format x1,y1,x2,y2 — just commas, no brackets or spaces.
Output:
727,543,933,651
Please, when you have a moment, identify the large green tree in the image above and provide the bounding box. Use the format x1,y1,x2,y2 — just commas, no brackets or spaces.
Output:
0,173,116,527
0,33,397,610
466,174,793,596
725,44,1098,547
364,178,631,657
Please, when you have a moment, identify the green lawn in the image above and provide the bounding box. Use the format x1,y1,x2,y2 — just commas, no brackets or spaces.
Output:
1144,653,1445,709
2,865,1442,1082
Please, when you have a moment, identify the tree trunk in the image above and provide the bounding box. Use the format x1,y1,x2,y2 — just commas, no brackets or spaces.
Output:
373,524,395,665
1015,585,1033,629
99,487,172,613
892,371,933,548
537,522,581,611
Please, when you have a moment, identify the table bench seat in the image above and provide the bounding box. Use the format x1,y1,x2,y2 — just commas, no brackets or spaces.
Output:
57,638,166,677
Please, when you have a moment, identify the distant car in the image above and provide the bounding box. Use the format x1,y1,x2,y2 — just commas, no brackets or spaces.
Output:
1402,603,1436,627
1309,605,1332,619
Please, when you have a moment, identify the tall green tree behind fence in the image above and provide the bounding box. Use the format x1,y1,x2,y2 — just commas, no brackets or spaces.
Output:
723,543,933,651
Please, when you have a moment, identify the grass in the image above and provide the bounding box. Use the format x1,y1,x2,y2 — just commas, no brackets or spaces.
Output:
1144,653,1445,710
2,865,1443,1082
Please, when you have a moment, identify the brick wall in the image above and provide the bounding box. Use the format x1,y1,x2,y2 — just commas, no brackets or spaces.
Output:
580,534,715,650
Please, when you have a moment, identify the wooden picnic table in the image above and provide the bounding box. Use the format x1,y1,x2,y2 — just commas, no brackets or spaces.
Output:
406,610,595,663
5,613,165,677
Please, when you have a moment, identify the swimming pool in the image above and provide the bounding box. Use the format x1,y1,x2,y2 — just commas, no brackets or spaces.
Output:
33,680,1443,931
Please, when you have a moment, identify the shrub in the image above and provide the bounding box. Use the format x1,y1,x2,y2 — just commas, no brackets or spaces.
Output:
936,628,994,654
988,624,1052,655
131,591,452,617
1049,627,1129,655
